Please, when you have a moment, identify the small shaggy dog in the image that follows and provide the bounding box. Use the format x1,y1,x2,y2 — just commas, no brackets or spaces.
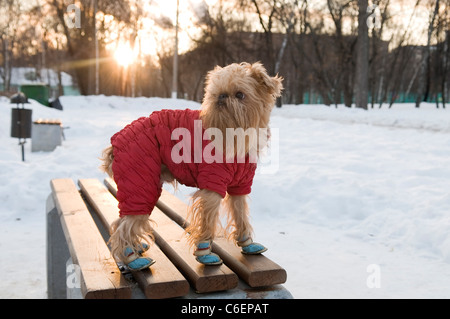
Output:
101,62,283,270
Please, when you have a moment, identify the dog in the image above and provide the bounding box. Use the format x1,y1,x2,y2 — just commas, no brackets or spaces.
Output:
101,62,283,270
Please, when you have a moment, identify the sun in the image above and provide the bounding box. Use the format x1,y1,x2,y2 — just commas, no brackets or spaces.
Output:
114,43,136,68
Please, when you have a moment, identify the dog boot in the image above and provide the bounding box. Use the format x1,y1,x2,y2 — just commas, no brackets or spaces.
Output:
123,246,155,271
237,237,268,255
137,242,150,254
194,240,223,266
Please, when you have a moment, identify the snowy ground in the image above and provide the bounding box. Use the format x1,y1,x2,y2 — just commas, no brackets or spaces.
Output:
1,95,450,299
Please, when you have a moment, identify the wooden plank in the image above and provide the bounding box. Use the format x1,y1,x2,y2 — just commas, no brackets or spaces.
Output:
212,238,287,287
104,177,117,197
157,189,287,288
50,178,131,299
78,178,189,299
150,208,238,293
103,178,238,293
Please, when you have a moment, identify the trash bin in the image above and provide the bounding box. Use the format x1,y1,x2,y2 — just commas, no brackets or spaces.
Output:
11,108,32,139
20,84,50,106
10,92,32,161
32,119,63,152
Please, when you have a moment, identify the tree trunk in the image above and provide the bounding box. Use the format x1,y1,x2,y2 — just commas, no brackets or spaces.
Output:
2,37,11,92
416,0,440,108
355,0,369,110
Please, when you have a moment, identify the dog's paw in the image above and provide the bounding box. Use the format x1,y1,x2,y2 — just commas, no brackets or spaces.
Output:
127,257,155,271
195,253,223,266
237,237,268,255
137,242,150,254
241,242,267,255
124,246,155,271
194,240,223,265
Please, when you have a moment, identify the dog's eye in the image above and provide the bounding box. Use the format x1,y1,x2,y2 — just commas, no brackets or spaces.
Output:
235,92,245,100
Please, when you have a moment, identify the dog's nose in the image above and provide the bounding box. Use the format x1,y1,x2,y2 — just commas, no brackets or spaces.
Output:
218,94,228,101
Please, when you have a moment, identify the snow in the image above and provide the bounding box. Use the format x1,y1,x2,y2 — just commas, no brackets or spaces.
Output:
1,95,450,299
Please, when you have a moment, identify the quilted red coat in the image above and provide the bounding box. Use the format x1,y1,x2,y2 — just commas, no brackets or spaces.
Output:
110,109,257,217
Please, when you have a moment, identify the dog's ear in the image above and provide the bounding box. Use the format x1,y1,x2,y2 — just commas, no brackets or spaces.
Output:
249,62,283,97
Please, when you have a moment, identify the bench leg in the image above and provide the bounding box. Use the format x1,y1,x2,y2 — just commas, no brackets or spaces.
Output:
46,194,71,299
66,258,83,299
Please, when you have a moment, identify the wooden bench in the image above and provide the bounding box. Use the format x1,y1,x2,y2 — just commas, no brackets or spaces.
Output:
46,177,291,299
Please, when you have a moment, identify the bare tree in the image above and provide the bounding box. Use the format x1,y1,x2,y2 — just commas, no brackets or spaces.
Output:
47,0,134,95
0,0,22,92
376,0,421,108
433,0,449,108
239,0,288,106
355,0,369,109
415,0,440,108
368,0,391,108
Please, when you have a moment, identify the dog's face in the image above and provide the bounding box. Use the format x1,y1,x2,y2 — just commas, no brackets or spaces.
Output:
201,62,283,132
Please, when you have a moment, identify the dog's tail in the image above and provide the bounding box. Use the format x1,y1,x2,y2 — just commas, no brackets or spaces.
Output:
100,145,114,178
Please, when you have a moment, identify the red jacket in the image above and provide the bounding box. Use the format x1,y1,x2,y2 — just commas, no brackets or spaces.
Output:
111,109,257,217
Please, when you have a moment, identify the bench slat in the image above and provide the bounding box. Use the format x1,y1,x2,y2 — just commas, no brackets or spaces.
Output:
104,177,117,197
157,188,287,288
103,178,238,293
78,178,190,299
105,178,287,287
150,208,238,293
50,179,131,299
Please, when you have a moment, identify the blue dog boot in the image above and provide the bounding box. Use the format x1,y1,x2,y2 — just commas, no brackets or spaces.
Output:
137,242,150,254
194,240,223,266
237,237,268,255
124,246,155,271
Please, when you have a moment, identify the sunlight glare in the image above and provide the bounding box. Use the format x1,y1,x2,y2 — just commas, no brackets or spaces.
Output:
114,43,136,68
